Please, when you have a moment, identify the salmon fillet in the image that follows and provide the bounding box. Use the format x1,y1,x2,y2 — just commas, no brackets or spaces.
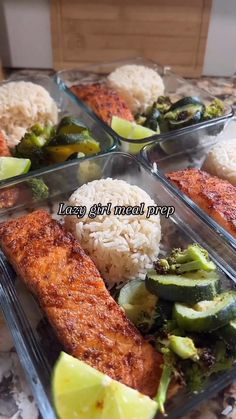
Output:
167,168,236,237
71,83,134,124
0,209,162,397
0,131,11,157
0,187,21,209
0,131,19,209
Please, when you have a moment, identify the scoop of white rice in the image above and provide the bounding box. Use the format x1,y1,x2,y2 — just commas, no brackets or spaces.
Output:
203,138,236,186
107,64,165,115
65,178,161,287
0,81,58,148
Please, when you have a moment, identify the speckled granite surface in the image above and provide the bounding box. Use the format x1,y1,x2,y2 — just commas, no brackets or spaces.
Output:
0,69,236,419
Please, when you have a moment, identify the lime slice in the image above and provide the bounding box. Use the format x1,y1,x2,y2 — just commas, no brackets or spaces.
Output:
111,116,135,138
52,352,157,419
111,116,157,154
0,157,31,181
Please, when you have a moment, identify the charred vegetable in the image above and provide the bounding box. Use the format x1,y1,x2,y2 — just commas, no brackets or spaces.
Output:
155,96,172,114
56,116,87,135
153,244,216,275
164,97,205,129
203,98,224,120
143,104,161,132
15,123,55,169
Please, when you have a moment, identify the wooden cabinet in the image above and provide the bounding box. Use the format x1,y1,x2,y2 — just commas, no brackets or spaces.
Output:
51,0,212,77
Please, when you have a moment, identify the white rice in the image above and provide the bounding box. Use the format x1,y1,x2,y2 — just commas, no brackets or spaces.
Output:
203,138,236,186
107,64,165,115
65,178,161,287
0,81,58,148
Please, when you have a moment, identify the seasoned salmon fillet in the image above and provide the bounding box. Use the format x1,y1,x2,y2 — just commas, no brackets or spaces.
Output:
167,168,236,237
0,131,19,209
0,210,162,397
0,131,11,157
71,83,134,124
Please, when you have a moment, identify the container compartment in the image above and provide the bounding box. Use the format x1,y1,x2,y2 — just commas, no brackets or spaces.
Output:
0,152,236,419
55,57,233,154
141,119,236,251
0,74,117,184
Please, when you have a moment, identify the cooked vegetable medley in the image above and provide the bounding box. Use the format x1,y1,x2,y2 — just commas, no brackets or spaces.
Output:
14,116,100,170
69,64,225,142
118,243,236,413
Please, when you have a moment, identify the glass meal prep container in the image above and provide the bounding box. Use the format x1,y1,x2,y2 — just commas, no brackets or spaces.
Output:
141,118,236,251
55,57,233,155
0,74,117,183
0,151,236,419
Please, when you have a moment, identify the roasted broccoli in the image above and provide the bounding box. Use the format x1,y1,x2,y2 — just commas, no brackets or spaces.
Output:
181,340,233,392
203,98,224,120
135,299,173,334
15,123,55,169
154,244,216,274
143,104,161,132
26,178,49,201
154,348,174,414
155,96,172,113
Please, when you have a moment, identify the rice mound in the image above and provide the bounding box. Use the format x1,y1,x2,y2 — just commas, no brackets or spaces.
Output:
0,81,58,148
107,64,165,115
203,139,236,186
66,178,161,287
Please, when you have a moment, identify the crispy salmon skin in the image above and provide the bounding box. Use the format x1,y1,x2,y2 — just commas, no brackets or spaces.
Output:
167,168,236,237
71,83,134,124
0,209,162,397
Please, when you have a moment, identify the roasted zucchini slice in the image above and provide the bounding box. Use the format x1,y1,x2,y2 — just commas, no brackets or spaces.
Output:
145,270,220,303
173,291,236,332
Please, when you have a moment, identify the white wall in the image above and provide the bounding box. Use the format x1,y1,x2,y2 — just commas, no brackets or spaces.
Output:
0,0,53,68
203,0,236,76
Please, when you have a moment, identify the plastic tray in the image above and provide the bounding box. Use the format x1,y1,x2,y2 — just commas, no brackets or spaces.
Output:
0,74,117,184
0,152,236,419
55,57,233,154
141,118,236,251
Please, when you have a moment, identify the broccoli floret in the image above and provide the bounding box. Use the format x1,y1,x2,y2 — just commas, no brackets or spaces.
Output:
169,335,199,361
154,244,216,274
143,104,161,132
135,310,157,334
154,348,173,413
181,341,233,392
155,96,172,113
26,178,49,201
182,361,204,392
15,123,55,169
203,98,224,120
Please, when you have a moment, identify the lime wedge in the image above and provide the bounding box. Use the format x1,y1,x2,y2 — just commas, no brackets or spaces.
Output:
111,116,157,154
0,157,31,181
111,116,135,138
52,352,157,419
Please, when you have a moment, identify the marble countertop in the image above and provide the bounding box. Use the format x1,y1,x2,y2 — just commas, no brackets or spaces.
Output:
0,69,236,419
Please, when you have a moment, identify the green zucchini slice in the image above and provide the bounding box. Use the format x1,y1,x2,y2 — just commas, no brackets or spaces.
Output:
56,116,87,135
145,270,220,303
173,291,236,332
118,279,158,325
217,319,236,348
